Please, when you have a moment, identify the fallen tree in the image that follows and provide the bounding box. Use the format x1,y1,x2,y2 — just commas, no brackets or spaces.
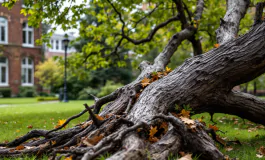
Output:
1,0,265,159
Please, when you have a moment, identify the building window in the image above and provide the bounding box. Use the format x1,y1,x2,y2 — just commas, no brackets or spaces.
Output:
61,40,65,50
56,40,59,50
0,0,4,3
0,17,8,44
51,40,54,49
21,57,34,86
0,57,8,86
22,22,34,47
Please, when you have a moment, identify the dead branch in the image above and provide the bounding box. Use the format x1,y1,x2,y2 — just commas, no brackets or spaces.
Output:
46,108,93,136
93,88,121,114
84,103,103,127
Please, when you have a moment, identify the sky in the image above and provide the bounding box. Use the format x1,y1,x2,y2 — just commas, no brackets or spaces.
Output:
54,0,85,37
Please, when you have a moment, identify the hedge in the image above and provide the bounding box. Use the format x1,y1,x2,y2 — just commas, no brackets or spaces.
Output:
0,88,11,97
36,97,59,101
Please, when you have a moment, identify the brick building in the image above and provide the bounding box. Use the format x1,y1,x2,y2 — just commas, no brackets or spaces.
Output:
0,1,42,96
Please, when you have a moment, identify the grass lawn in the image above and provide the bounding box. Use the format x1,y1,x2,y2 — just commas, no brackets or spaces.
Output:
192,113,265,159
1,100,265,159
0,98,38,104
0,100,94,143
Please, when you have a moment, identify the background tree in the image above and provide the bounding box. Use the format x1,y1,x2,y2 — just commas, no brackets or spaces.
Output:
2,0,265,160
35,58,63,90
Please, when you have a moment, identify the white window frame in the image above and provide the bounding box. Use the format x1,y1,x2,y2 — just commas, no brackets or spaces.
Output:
50,38,65,52
22,22,34,47
0,17,8,44
0,57,8,86
21,57,34,86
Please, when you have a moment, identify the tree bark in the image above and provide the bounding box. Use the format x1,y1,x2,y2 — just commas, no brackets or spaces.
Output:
2,1,265,160
216,0,250,44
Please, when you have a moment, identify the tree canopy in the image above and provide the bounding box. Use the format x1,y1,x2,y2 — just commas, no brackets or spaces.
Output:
4,0,259,70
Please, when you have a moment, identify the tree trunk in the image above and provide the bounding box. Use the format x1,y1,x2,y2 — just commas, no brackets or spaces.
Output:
2,0,265,159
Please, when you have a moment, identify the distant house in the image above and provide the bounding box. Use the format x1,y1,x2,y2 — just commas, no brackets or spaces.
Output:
0,1,42,96
45,33,76,59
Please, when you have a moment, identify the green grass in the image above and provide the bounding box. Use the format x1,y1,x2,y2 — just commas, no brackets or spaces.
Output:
192,113,265,160
0,98,38,104
0,100,93,142
1,100,265,159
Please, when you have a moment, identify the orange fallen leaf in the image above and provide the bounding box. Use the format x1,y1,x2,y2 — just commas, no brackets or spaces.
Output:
83,134,104,146
27,125,33,129
57,119,67,128
160,122,168,133
95,114,104,121
149,126,158,138
165,66,172,73
148,136,158,143
151,72,159,81
64,156,73,160
214,43,220,48
51,140,56,145
180,109,190,118
141,77,150,87
209,124,219,132
15,145,25,150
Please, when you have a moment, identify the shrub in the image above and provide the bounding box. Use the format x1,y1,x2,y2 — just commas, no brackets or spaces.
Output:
39,92,49,97
36,96,59,101
97,81,123,98
0,88,11,97
19,87,36,97
77,87,100,100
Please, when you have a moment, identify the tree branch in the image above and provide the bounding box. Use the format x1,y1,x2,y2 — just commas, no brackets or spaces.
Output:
172,0,188,28
93,88,121,114
46,108,93,136
152,27,196,71
200,91,265,125
194,0,204,21
254,2,265,26
122,15,180,45
132,3,160,28
84,104,103,127
106,0,180,54
216,0,250,44
188,0,204,56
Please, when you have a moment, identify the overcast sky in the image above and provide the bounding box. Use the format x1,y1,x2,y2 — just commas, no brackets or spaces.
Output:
54,0,85,36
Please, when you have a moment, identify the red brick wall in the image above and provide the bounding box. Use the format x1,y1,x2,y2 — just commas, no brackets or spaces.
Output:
0,1,42,96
